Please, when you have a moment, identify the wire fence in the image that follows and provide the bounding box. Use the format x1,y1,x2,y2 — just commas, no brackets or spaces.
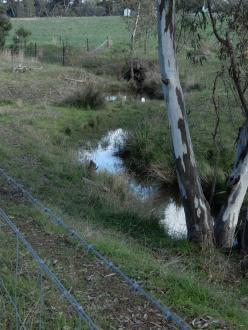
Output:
0,207,98,330
4,36,114,71
0,168,191,330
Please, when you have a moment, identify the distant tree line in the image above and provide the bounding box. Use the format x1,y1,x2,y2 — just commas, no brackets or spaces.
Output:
0,0,127,17
1,0,244,18
0,4,11,47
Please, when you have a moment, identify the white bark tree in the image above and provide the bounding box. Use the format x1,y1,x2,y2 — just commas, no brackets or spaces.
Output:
157,0,248,248
157,0,213,245
215,123,248,247
207,0,248,248
119,0,156,73
130,1,140,79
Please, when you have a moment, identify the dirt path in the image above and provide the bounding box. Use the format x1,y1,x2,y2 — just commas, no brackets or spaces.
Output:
0,183,179,329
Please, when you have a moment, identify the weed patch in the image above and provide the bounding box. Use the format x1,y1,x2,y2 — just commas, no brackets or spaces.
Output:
62,83,105,110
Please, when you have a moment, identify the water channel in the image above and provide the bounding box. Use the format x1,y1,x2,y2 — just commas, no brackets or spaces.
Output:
78,129,187,238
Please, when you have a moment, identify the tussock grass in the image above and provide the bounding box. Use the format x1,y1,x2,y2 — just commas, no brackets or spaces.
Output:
63,83,105,110
143,71,164,100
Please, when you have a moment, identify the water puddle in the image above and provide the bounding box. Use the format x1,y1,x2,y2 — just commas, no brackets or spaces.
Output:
79,129,125,174
78,129,187,238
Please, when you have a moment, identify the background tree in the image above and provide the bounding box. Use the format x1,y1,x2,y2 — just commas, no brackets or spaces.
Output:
5,0,18,17
117,0,156,80
12,27,31,52
99,0,114,15
0,5,11,48
206,0,248,248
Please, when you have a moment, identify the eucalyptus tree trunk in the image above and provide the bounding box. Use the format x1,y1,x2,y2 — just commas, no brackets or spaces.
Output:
157,0,213,245
215,122,248,248
239,208,248,253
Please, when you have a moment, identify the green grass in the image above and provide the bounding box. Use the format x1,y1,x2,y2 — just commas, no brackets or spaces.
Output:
123,48,244,197
8,17,129,48
7,16,157,71
0,210,88,328
0,20,248,328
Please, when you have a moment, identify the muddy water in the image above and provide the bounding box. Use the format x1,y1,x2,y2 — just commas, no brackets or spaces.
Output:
78,129,187,238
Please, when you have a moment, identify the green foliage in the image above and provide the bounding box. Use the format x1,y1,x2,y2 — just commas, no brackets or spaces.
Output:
119,0,156,53
15,26,31,40
12,26,31,51
0,5,11,48
176,0,203,11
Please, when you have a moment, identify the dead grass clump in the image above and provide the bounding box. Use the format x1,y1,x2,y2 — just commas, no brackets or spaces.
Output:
63,83,105,109
200,248,241,284
181,73,204,93
150,163,177,185
143,77,164,100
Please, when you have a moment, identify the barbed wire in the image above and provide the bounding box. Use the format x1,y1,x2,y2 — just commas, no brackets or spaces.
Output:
0,168,191,330
89,39,108,54
0,207,99,330
0,276,27,330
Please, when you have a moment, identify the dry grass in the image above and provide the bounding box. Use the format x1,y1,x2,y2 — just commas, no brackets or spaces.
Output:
143,71,164,100
0,51,119,106
150,163,177,185
62,83,105,109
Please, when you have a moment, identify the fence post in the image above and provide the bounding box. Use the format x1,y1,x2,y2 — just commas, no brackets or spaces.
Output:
34,42,37,59
62,41,65,66
86,38,89,52
107,35,112,48
11,49,14,72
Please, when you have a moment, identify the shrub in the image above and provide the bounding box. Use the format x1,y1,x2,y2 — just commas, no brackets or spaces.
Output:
143,78,164,100
64,83,105,109
0,6,11,49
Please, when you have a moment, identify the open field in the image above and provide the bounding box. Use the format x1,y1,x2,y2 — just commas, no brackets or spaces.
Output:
8,17,129,48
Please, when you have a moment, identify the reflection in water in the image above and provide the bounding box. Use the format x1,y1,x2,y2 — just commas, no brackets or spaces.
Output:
79,129,125,174
160,200,186,237
78,129,186,238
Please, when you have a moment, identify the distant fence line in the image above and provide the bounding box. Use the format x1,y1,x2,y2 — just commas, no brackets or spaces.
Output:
4,36,114,69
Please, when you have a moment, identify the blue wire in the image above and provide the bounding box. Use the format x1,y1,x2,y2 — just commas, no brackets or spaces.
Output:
0,208,99,330
0,168,191,330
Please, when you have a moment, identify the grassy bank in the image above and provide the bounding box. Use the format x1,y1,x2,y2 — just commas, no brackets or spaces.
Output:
0,49,248,328
121,53,243,206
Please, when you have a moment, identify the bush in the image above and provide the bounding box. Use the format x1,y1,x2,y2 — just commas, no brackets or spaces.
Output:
64,84,105,109
143,78,164,100
0,6,11,49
